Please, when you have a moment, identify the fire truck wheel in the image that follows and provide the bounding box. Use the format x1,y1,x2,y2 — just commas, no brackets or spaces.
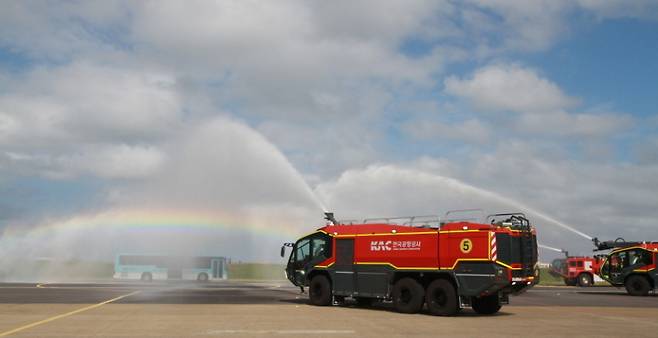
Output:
425,279,459,316
577,273,593,287
564,278,577,286
309,275,332,306
471,294,501,315
625,275,651,296
392,277,425,314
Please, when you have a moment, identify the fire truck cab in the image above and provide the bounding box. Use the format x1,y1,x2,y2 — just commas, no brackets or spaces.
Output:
597,243,658,296
282,213,539,316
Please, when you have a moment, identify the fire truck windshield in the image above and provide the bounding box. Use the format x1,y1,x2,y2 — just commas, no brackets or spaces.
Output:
601,249,652,277
290,232,332,265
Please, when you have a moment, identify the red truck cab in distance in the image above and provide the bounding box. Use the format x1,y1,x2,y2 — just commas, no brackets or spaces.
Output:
549,256,602,287
282,213,539,316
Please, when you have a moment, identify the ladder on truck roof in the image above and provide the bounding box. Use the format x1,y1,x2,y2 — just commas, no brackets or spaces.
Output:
338,215,441,228
337,209,485,228
333,210,531,230
592,237,658,251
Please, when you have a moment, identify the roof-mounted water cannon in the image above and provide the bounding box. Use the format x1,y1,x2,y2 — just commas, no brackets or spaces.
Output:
324,212,338,226
592,237,643,251
486,213,531,231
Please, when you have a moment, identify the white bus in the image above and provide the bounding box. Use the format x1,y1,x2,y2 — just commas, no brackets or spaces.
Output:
114,254,228,281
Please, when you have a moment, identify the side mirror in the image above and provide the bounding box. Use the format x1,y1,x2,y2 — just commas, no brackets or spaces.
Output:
280,246,286,258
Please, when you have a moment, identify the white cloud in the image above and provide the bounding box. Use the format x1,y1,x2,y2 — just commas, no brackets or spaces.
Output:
577,0,658,20
634,136,658,164
462,0,573,52
445,64,577,113
127,0,451,123
517,110,633,137
403,118,491,144
0,62,181,178
8,63,181,142
443,64,633,138
0,1,129,60
57,145,166,179
460,0,658,53
2,145,165,180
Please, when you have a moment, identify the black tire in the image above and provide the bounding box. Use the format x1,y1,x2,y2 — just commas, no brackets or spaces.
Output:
577,273,593,287
564,278,577,286
392,277,425,314
425,279,459,316
355,297,373,307
309,275,332,306
140,272,153,282
471,294,501,315
625,275,651,296
197,272,209,282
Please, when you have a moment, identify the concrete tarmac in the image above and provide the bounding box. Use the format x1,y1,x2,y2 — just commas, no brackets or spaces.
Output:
0,281,657,337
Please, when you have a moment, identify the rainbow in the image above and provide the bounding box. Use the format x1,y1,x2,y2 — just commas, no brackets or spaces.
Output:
0,207,315,240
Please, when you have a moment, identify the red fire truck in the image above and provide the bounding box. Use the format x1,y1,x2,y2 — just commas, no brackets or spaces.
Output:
549,253,603,287
594,238,658,296
281,212,539,316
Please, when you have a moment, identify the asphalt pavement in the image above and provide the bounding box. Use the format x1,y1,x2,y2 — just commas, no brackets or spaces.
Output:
0,281,656,337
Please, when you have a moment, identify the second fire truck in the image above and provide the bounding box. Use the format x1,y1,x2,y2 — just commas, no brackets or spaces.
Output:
549,253,603,287
594,238,658,296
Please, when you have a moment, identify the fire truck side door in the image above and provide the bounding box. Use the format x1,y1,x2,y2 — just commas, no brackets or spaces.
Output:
333,239,355,296
290,238,311,286
608,251,626,284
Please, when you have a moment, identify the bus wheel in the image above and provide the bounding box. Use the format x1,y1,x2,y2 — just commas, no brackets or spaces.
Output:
309,275,332,306
577,273,593,287
625,275,651,296
392,277,424,314
472,294,501,315
140,272,152,282
197,273,209,282
425,279,458,316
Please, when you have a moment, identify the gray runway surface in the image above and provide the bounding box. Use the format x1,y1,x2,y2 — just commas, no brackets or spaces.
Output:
1,281,657,337
0,281,299,305
1,281,655,307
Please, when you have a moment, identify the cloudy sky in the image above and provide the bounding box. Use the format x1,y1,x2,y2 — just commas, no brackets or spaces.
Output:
1,1,657,262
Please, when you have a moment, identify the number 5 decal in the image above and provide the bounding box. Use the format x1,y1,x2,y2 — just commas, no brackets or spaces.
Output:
460,238,473,254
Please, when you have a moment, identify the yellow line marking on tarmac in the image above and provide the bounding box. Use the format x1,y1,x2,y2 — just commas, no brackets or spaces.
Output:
0,290,140,337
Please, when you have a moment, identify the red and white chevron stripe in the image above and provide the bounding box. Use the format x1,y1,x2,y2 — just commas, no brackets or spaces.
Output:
491,234,497,261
